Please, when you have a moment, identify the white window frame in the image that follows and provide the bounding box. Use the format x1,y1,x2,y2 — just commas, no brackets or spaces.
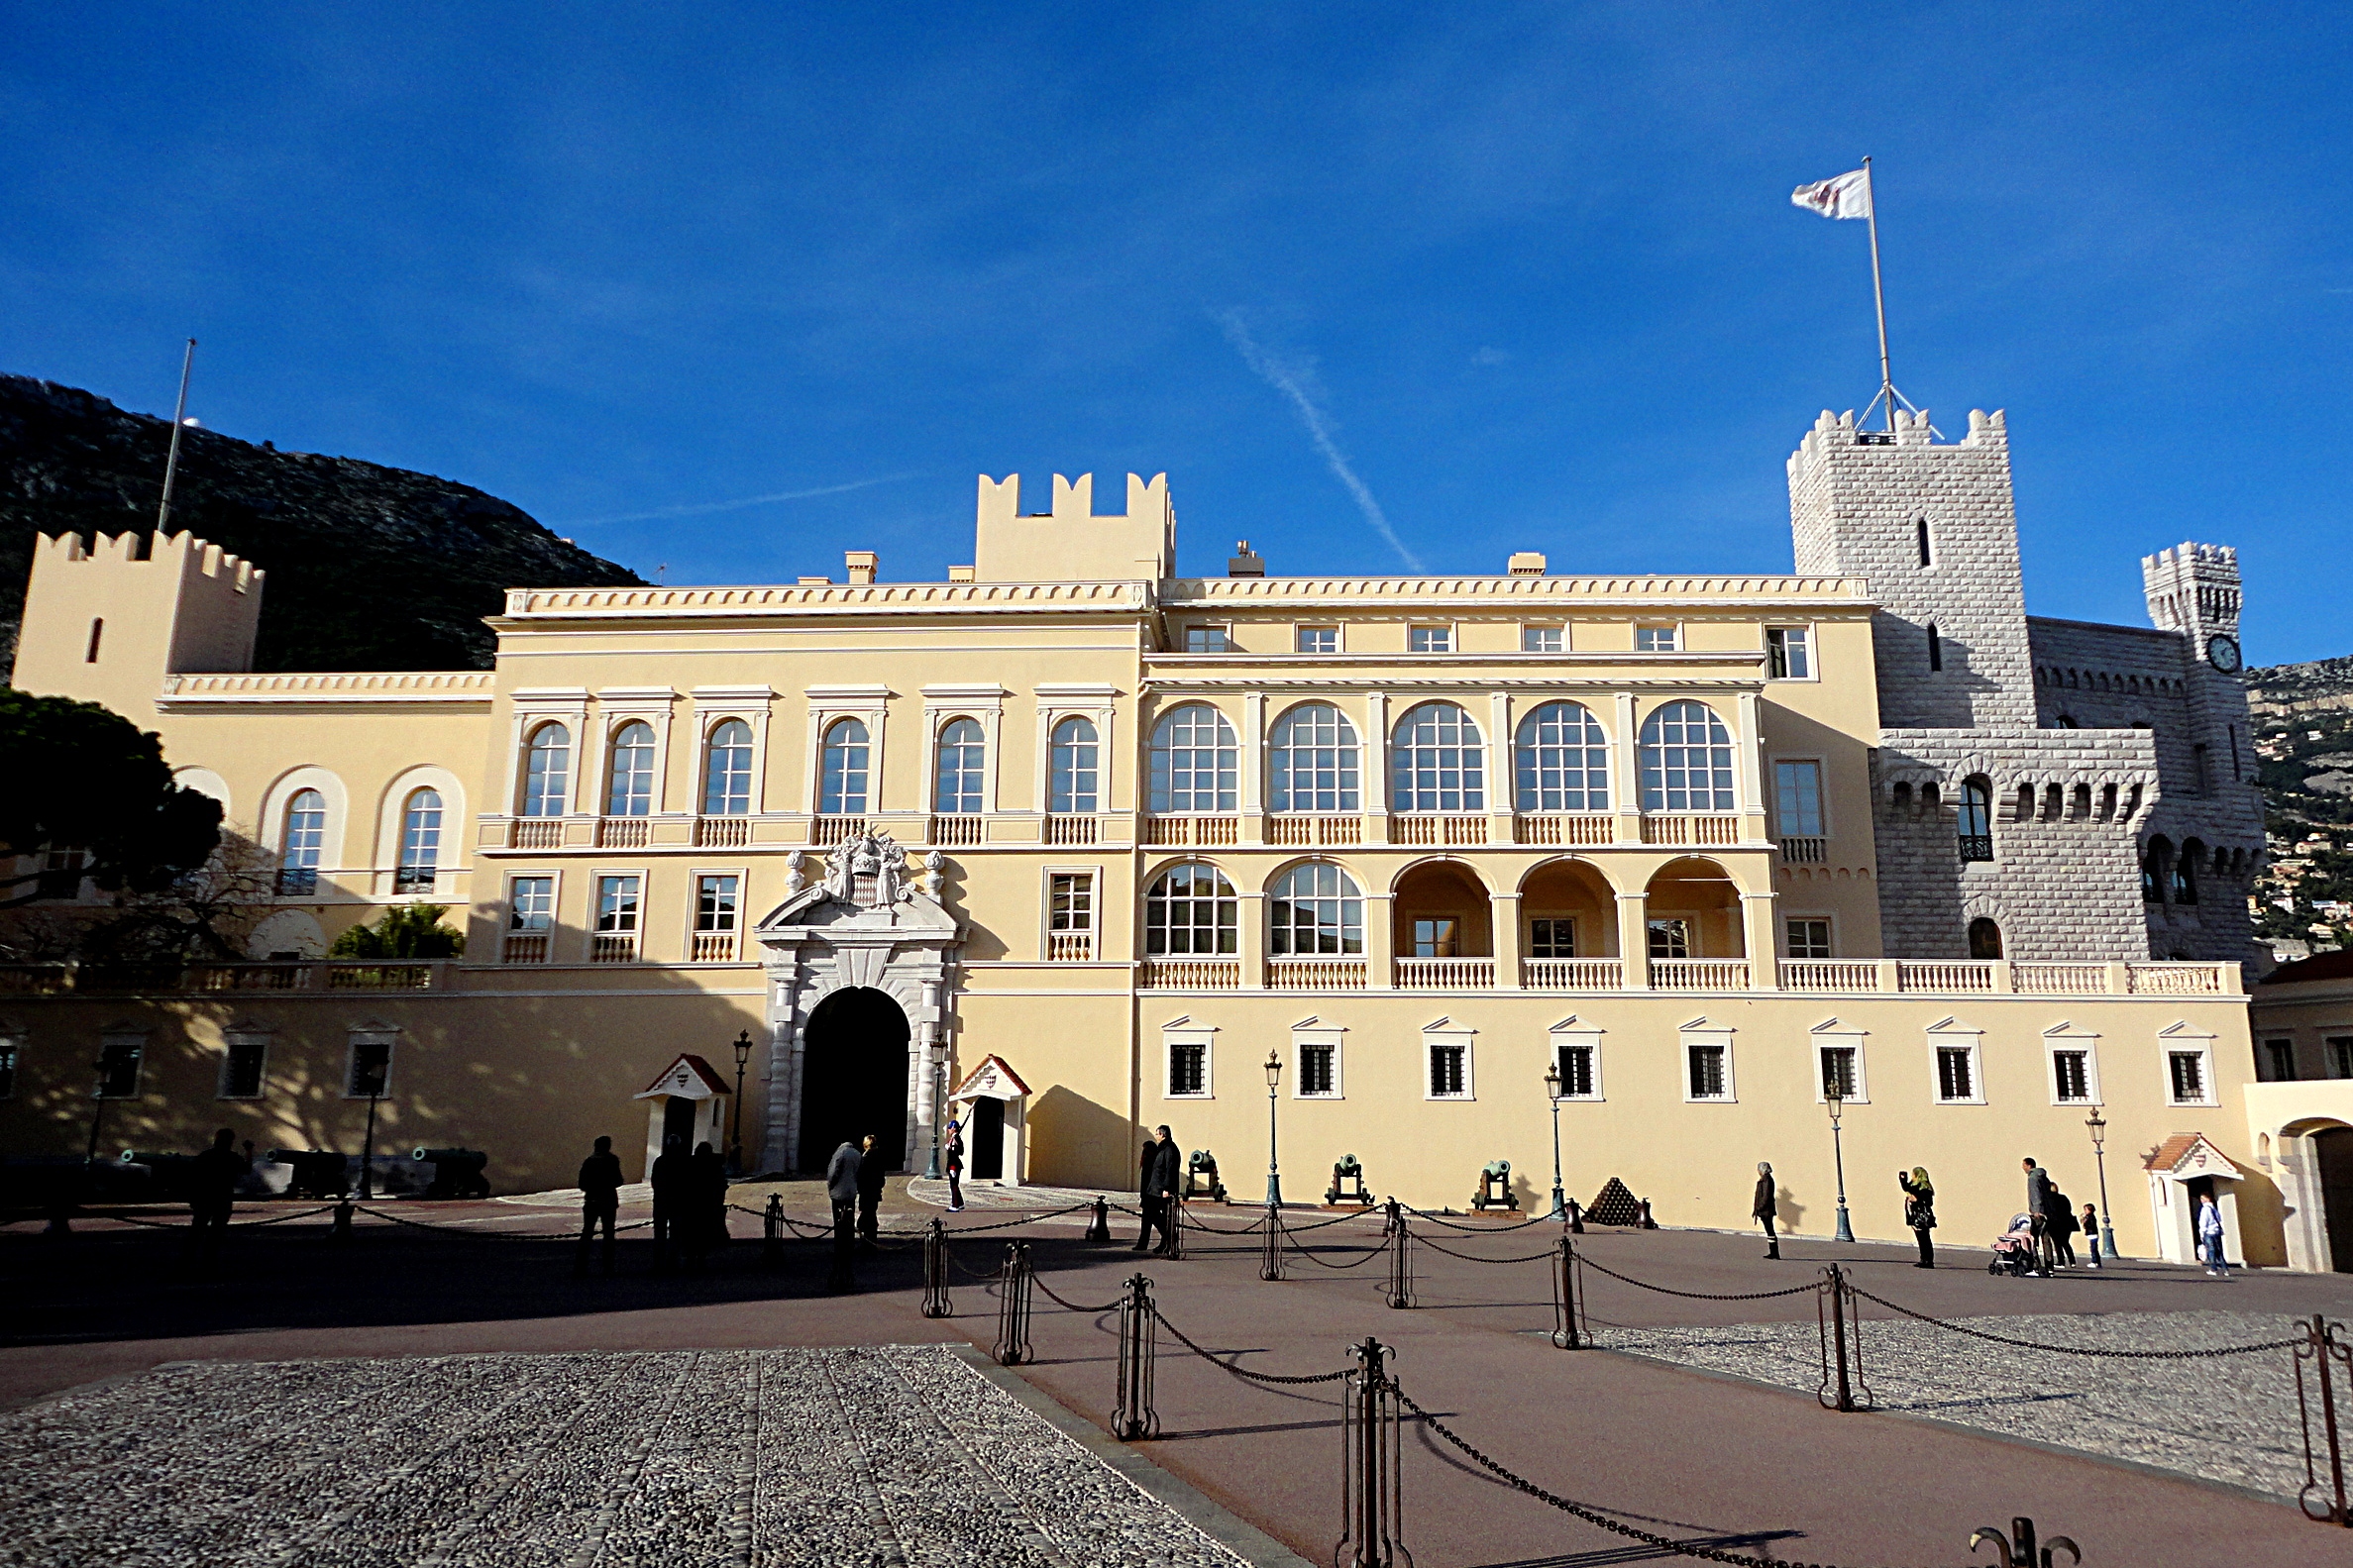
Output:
1521,624,1565,653
218,1024,272,1101
685,865,748,959
1783,915,1835,960
921,685,1008,818
1423,1018,1475,1100
1161,1018,1216,1099
1635,623,1681,653
1771,756,1829,838
1549,1017,1604,1102
1292,1016,1345,1099
690,686,778,817
1407,624,1455,654
1765,624,1817,681
506,870,562,930
1041,864,1103,961
504,686,590,819
1680,1019,1735,1103
2043,1023,2103,1107
1811,1019,1869,1103
96,1027,148,1099
1925,1017,1986,1106
343,1025,399,1100
590,687,680,818
2158,1021,2219,1107
803,685,892,818
1035,684,1120,815
1296,625,1341,655
1183,623,1233,654
590,866,648,961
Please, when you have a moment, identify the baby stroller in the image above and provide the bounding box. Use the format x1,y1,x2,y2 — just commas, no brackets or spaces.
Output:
1988,1212,2041,1277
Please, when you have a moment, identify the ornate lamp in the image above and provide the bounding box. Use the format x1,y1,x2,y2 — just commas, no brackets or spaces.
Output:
1263,1048,1284,1207
728,1029,753,1175
1825,1073,1855,1243
2086,1109,2118,1263
1544,1062,1566,1220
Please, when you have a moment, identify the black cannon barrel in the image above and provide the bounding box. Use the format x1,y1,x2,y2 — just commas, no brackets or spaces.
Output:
413,1147,490,1200
411,1147,485,1167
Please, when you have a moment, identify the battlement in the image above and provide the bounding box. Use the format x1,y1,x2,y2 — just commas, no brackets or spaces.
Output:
974,472,1176,583
1791,406,2005,462
11,529,265,720
2142,542,2242,637
36,528,262,594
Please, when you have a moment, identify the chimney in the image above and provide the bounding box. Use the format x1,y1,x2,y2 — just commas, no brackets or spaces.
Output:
947,565,976,582
845,550,878,585
1227,540,1265,577
1508,552,1547,577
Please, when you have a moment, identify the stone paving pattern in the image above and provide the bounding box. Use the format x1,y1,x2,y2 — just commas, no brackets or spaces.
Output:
1606,1308,2314,1503
0,1345,1246,1568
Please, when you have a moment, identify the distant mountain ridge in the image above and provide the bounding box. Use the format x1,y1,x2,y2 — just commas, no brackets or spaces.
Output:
0,372,642,674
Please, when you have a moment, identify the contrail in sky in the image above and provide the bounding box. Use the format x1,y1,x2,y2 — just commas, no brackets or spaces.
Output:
1217,312,1421,571
556,472,918,528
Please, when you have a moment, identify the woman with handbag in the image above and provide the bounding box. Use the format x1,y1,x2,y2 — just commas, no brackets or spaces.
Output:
1898,1166,1937,1268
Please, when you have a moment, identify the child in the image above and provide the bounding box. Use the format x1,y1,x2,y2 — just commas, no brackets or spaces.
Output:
2080,1202,2102,1267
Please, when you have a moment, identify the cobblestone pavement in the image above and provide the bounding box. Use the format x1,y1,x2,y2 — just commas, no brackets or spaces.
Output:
1605,1309,2317,1503
0,1345,1247,1568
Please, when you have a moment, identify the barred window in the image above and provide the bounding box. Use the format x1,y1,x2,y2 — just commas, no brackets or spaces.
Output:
1269,863,1363,955
1049,717,1099,814
1168,1041,1208,1097
1428,1042,1468,1098
1145,864,1237,956
1638,701,1734,811
604,722,657,816
522,723,571,817
933,718,986,813
702,720,755,815
820,718,871,815
1515,701,1609,811
1936,1045,1976,1102
1299,1043,1337,1096
2052,1049,2092,1103
1149,704,1238,813
1269,702,1360,812
1391,702,1484,812
1686,1043,1727,1099
1555,1043,1596,1098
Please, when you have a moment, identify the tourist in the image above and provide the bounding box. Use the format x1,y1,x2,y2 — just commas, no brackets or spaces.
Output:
1753,1161,1779,1260
2080,1201,2103,1267
2197,1193,2230,1278
855,1132,886,1243
649,1134,689,1271
1136,1125,1180,1255
2047,1183,2079,1268
944,1118,965,1211
576,1135,623,1275
825,1137,862,1289
1897,1166,1936,1268
186,1128,246,1258
2022,1157,2058,1272
687,1141,727,1266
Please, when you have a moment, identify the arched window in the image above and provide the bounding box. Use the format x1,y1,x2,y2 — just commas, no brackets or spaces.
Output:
1269,863,1364,955
820,718,871,816
1957,778,1993,862
1515,701,1609,811
1968,917,2003,960
1391,702,1484,812
396,788,442,892
933,718,986,813
1638,701,1734,812
1149,704,1237,813
2173,838,2201,905
521,723,571,818
1144,864,1236,955
604,721,657,816
701,720,755,815
1269,703,1359,812
2142,837,2171,903
279,788,326,895
1049,717,1099,814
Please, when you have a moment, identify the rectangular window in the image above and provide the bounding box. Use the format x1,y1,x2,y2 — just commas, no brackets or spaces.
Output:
1184,625,1230,653
1818,1045,1858,1099
1296,625,1338,654
1048,872,1096,961
1635,625,1678,652
1773,760,1825,837
1428,1043,1468,1098
1411,917,1457,958
96,1036,144,1098
1521,625,1563,653
2330,1036,2353,1079
1528,917,1576,958
1765,626,1813,679
1168,1041,1208,1097
347,1038,393,1098
1785,918,1832,959
1555,1043,1596,1098
1299,1043,1337,1097
0,1041,14,1098
2168,1050,2211,1105
695,875,740,932
1927,624,1943,672
2052,1049,2092,1103
509,876,555,931
2263,1039,2297,1082
1647,918,1689,960
1408,625,1452,653
219,1037,268,1099
1936,1045,1976,1102
1685,1044,1728,1100
595,876,641,933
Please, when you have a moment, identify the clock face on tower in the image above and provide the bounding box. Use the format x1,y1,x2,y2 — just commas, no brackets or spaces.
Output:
2207,634,2243,675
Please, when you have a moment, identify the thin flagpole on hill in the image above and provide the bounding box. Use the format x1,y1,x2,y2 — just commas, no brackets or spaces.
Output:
156,338,196,534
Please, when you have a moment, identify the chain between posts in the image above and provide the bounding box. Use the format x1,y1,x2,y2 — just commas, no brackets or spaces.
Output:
2296,1313,2352,1526
992,1241,1033,1365
1845,1282,2303,1358
1336,1336,1407,1568
1816,1264,1872,1412
1114,1272,1158,1441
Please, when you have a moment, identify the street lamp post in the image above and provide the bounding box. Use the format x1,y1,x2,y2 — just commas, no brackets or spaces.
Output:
1263,1048,1283,1207
2086,1110,2118,1263
82,1053,112,1170
1544,1062,1566,1220
926,1058,946,1181
728,1029,753,1175
1825,1074,1856,1243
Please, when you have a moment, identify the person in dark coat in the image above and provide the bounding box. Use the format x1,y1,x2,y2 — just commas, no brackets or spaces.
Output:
2046,1183,2079,1268
686,1141,728,1266
2023,1157,2059,1273
944,1118,965,1211
186,1128,246,1258
1753,1161,1779,1259
1898,1166,1936,1268
855,1133,887,1243
825,1138,862,1289
649,1134,690,1271
1135,1125,1181,1255
576,1135,624,1275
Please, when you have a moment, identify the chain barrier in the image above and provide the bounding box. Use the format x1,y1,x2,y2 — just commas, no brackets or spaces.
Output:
1259,1204,1285,1282
763,1196,785,1264
2294,1313,2351,1526
1336,1337,1408,1568
1816,1265,1873,1412
1085,1196,1112,1243
1181,1207,1268,1237
1575,1253,1818,1303
354,1204,656,1238
1282,1207,1386,1234
1031,1269,1125,1315
1398,1202,1548,1234
1280,1224,1392,1271
1149,1304,1353,1388
1841,1282,2303,1359
921,1218,952,1319
1384,1200,1414,1309
1551,1236,1587,1350
1406,1228,1561,1265
1114,1272,1159,1441
993,1242,1034,1366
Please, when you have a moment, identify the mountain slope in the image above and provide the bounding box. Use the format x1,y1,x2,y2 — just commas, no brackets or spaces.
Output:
0,373,642,673
2247,659,2353,948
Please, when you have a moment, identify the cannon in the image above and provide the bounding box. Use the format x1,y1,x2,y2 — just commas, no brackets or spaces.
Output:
1325,1153,1372,1206
1184,1148,1227,1202
412,1147,489,1201
118,1150,200,1201
1471,1159,1518,1212
266,1148,352,1201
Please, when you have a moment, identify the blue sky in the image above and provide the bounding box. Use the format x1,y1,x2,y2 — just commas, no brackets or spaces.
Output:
4,4,2350,663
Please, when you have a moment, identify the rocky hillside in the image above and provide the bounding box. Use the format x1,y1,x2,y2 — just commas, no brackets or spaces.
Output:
0,373,641,673
2248,659,2353,950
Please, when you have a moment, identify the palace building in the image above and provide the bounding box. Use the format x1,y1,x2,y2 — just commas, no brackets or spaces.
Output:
6,404,2335,1268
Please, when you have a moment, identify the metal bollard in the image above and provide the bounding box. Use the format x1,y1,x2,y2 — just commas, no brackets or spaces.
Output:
1258,1202,1285,1282
2295,1312,2351,1525
1968,1516,2081,1567
332,1201,355,1239
1085,1195,1112,1244
763,1195,784,1265
1335,1336,1406,1568
921,1217,953,1319
1551,1235,1586,1349
1815,1263,1873,1411
1383,1199,1413,1309
1113,1272,1158,1439
993,1242,1033,1365
1638,1197,1657,1230
1565,1196,1584,1234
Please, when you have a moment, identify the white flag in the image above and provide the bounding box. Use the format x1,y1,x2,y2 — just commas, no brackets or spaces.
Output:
1791,169,1872,220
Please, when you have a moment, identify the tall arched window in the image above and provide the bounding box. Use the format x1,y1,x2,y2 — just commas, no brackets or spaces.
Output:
1149,703,1237,813
1144,864,1236,955
1957,778,1994,862
521,723,571,818
1637,701,1734,811
279,788,326,895
604,721,657,816
701,719,755,815
1050,716,1099,814
933,718,986,813
396,788,442,892
2173,838,2202,905
820,718,871,815
1515,701,1610,811
1269,863,1364,954
1269,702,1359,812
2142,836,2171,903
1391,702,1483,812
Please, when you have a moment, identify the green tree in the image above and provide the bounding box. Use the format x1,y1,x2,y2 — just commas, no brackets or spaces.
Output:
330,903,467,960
0,689,222,910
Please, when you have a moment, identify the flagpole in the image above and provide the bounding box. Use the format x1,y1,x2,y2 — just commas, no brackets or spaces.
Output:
1861,157,1894,432
156,338,197,534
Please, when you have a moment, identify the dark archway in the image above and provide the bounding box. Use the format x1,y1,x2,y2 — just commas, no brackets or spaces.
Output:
799,987,911,1174
2316,1126,2353,1273
1968,918,2003,960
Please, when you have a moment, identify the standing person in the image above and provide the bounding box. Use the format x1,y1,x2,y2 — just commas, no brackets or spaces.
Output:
1897,1166,1936,1268
2022,1158,2058,1274
2080,1201,2104,1268
649,1134,689,1272
825,1137,861,1290
186,1128,246,1259
2197,1192,2230,1278
855,1132,886,1243
686,1141,727,1267
1753,1161,1779,1260
2047,1184,2079,1268
1136,1126,1180,1255
943,1118,965,1212
576,1135,624,1276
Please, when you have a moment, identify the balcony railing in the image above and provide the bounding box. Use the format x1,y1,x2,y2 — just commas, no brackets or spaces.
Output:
1266,957,1367,991
1044,814,1100,846
1047,930,1096,962
1392,814,1487,847
275,867,319,896
691,931,739,963
393,866,438,893
928,814,985,847
1516,813,1614,847
1267,814,1362,847
2013,962,2107,995
1958,834,1994,864
2128,961,2228,994
1523,958,1624,991
1640,814,1741,847
1144,815,1238,847
596,816,652,849
695,815,752,848
1140,956,1240,990
1778,835,1827,864
589,932,639,964
812,816,865,846
510,819,564,849
1898,960,1995,993
501,932,550,965
1652,959,1750,991
1394,957,1495,989
1779,960,1880,993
